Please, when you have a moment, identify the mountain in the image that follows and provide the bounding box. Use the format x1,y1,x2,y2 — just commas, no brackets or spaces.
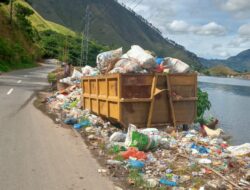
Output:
200,49,250,72
26,0,203,70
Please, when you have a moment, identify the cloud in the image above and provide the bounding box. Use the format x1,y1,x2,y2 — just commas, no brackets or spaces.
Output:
228,24,250,48
238,23,250,38
167,20,190,33
166,20,226,36
192,22,226,36
216,0,250,18
212,43,222,49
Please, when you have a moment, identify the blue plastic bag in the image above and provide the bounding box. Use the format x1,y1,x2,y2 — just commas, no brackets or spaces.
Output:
128,160,145,169
73,120,91,129
156,57,164,65
64,118,78,125
191,143,209,154
159,178,177,187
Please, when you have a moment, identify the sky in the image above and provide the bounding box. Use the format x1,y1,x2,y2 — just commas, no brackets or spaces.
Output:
118,0,250,59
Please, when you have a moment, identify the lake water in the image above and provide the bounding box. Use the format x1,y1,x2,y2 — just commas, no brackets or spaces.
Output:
198,76,250,145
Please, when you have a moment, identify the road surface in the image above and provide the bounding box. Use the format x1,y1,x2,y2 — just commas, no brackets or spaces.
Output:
0,64,114,190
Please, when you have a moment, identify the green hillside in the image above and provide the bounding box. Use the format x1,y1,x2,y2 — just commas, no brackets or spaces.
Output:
0,0,108,72
0,2,38,71
206,65,238,76
27,0,203,70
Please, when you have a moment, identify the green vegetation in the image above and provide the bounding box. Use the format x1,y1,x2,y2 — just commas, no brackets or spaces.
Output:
128,169,145,188
0,2,38,72
196,88,211,124
0,38,36,71
0,0,110,72
26,0,204,70
17,0,75,36
39,30,109,66
47,72,57,83
206,65,238,76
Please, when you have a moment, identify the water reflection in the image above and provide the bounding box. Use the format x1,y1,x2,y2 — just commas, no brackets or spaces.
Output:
198,76,250,145
199,82,250,97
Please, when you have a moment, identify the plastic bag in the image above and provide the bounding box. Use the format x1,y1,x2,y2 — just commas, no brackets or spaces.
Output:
121,147,147,160
81,66,100,76
128,159,145,169
71,69,83,79
73,120,91,129
114,58,142,73
227,143,250,156
126,45,156,70
96,48,122,74
109,132,127,142
125,124,160,151
164,57,190,73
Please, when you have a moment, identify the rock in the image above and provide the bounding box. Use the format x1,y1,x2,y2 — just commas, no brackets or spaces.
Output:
146,178,158,188
107,160,123,166
179,175,191,183
114,186,123,190
88,135,97,140
98,168,107,173
85,126,95,133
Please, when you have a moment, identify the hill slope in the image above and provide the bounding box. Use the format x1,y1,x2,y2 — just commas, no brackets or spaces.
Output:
27,0,203,70
200,49,250,72
207,65,238,76
0,4,37,71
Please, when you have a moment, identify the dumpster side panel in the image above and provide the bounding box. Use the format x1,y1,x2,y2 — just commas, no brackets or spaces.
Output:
168,74,197,125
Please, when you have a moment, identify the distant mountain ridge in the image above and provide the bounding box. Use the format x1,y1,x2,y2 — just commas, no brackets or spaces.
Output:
200,49,250,72
27,0,203,70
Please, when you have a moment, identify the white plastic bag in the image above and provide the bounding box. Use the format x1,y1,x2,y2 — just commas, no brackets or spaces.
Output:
81,66,100,76
96,48,123,74
126,45,156,70
164,57,190,73
227,143,250,156
71,69,83,79
113,58,142,73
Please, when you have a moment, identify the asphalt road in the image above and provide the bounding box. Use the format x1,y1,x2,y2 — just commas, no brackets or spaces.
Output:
0,64,114,190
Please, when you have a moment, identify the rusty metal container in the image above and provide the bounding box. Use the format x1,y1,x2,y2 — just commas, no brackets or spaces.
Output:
81,73,197,128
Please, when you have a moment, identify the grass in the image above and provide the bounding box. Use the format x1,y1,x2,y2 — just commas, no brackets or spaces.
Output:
16,0,75,36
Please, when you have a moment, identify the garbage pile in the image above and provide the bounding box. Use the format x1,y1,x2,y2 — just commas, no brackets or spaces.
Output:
44,44,249,189
45,84,250,189
59,45,190,86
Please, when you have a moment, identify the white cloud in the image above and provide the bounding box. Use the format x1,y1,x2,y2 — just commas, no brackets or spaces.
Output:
192,22,226,36
223,0,250,12
167,20,189,33
166,20,226,36
238,23,250,38
217,0,250,18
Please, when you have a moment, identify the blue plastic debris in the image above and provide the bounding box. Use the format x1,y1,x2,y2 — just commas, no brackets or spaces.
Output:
128,160,145,169
191,143,209,154
64,118,78,125
73,120,91,129
159,178,177,187
156,57,164,65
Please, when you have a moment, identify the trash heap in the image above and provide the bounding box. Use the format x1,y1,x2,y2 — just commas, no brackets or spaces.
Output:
44,45,250,189
59,45,190,86
45,84,250,189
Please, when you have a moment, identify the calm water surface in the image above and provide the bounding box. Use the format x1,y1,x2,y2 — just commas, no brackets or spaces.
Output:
198,76,250,145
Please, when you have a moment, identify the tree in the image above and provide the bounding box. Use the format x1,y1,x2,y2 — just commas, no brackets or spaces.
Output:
14,3,35,40
0,0,10,4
